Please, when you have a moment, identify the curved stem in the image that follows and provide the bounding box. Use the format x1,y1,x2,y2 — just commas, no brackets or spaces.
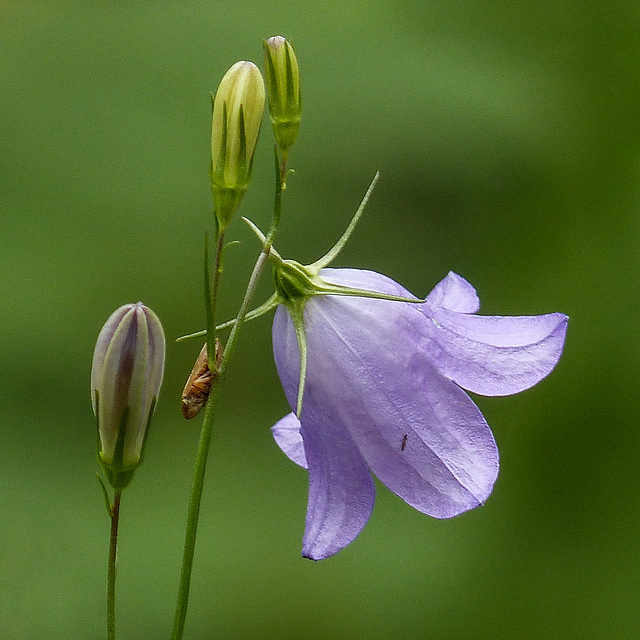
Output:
107,490,122,640
170,253,272,640
171,149,285,640
220,151,283,374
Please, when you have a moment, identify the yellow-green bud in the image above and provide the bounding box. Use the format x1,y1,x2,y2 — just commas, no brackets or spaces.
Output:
91,303,166,491
211,60,265,229
263,36,302,154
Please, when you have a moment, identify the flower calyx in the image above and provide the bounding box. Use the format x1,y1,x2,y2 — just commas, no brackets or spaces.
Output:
272,259,318,307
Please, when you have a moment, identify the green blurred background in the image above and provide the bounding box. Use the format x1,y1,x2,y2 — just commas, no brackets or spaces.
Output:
2,1,639,638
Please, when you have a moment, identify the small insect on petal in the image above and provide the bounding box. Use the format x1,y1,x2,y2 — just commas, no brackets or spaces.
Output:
401,434,408,451
181,339,223,419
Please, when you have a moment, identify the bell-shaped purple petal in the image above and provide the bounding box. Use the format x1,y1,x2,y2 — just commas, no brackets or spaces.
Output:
298,408,376,561
273,269,501,559
425,273,568,396
425,271,480,313
272,413,308,469
274,305,376,560
271,267,567,559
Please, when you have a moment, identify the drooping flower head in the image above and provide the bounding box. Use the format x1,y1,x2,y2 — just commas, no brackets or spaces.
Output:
271,269,567,560
91,302,166,491
248,175,568,560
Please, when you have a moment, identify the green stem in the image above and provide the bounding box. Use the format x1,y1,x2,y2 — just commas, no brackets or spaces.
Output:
170,222,224,640
170,150,285,640
205,231,225,368
219,151,283,374
170,385,221,640
107,490,122,640
170,253,270,640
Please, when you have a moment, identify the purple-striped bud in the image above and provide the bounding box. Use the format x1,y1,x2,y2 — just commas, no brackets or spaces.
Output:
91,303,166,490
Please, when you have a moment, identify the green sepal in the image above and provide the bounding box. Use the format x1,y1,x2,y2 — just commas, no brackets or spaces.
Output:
211,102,249,230
97,404,149,492
287,302,308,416
212,186,247,233
212,101,229,184
176,293,280,343
95,472,114,517
236,104,249,183
102,464,137,493
310,171,380,271
273,260,317,303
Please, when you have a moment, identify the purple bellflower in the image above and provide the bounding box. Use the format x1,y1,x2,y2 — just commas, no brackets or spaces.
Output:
271,269,567,560
246,176,568,561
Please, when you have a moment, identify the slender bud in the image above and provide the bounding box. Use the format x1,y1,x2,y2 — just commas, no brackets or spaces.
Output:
211,61,265,230
91,303,166,491
263,36,302,154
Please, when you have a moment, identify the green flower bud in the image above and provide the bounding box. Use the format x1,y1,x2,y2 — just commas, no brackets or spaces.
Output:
211,60,265,229
91,303,166,491
263,36,302,154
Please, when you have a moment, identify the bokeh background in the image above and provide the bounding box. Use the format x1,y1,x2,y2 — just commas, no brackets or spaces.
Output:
2,1,639,638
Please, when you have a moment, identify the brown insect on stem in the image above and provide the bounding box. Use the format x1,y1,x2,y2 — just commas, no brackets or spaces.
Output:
181,339,223,419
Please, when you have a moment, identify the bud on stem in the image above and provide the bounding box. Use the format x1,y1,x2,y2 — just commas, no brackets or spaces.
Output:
263,36,302,156
210,61,265,230
91,303,166,491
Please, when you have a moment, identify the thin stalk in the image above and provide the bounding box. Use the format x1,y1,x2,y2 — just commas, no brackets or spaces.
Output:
206,231,226,368
219,150,283,373
170,221,224,640
170,384,221,640
107,490,122,640
221,150,283,374
171,150,285,640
